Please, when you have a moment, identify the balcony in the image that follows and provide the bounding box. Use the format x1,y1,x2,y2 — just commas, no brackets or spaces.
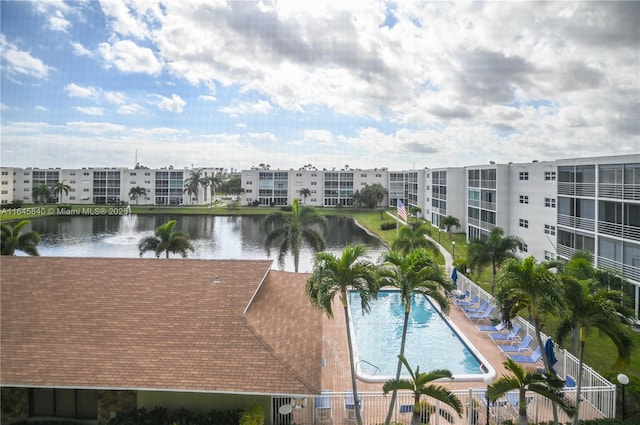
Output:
557,215,595,232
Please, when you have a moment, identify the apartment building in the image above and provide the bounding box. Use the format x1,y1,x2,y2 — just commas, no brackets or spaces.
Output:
0,166,225,206
424,167,466,231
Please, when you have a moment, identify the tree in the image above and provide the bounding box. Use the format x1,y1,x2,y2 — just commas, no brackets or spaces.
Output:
495,256,565,425
383,355,463,425
183,169,203,205
138,220,194,258
360,183,387,209
467,227,524,293
556,267,634,425
264,198,328,272
409,206,422,221
392,223,438,255
32,183,51,204
128,186,147,205
299,187,311,204
487,358,575,425
440,215,460,239
204,173,224,206
381,248,451,425
51,181,71,203
1,220,40,256
306,245,378,425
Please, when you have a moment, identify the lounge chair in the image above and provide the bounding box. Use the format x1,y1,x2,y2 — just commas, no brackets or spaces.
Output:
489,323,521,341
565,375,576,389
344,390,362,421
455,294,479,307
508,346,542,363
466,305,494,321
463,300,489,314
315,390,332,423
456,289,470,300
499,335,533,353
477,321,507,332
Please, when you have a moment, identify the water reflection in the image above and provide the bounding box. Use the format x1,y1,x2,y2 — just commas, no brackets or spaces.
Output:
26,215,387,273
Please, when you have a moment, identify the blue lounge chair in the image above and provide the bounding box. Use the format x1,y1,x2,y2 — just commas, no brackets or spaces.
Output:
463,300,489,314
467,305,495,321
499,335,533,353
456,289,470,300
508,346,542,363
565,375,576,389
489,323,521,341
455,294,479,307
477,321,506,332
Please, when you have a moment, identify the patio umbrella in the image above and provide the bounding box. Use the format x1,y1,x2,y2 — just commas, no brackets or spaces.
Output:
451,267,458,289
544,338,557,374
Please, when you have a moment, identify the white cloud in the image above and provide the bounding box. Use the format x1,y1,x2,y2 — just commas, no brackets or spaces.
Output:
155,94,186,113
117,103,144,115
71,42,93,57
98,40,162,75
65,121,126,133
199,95,217,102
219,100,272,116
35,106,48,111
98,0,153,40
75,106,105,116
65,83,99,99
0,35,52,79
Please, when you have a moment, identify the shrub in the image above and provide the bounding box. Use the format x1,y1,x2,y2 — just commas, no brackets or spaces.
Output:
380,221,397,230
107,406,242,425
239,403,264,425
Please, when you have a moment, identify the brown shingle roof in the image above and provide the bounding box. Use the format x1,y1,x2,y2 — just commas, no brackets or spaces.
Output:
1,257,321,395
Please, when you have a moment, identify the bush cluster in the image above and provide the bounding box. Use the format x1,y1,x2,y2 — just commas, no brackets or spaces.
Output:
380,221,397,230
106,406,242,425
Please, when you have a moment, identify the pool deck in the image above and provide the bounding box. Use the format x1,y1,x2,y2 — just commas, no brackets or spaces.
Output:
320,233,533,393
320,293,517,393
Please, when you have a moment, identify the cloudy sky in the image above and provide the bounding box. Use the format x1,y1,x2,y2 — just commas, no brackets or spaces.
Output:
1,1,638,171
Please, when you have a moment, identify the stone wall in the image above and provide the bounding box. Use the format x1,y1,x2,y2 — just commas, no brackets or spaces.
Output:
97,390,137,424
0,387,28,424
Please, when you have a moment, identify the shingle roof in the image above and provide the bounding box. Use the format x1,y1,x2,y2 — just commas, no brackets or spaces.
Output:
1,257,322,395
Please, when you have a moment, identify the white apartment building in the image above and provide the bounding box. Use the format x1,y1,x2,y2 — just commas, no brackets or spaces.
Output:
0,166,225,206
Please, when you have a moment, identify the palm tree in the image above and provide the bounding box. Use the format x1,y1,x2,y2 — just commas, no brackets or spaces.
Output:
51,181,71,203
440,215,460,239
556,275,633,425
204,173,224,207
299,187,311,204
1,220,40,256
128,186,147,205
264,198,328,272
409,206,422,221
495,256,565,425
306,245,378,425
32,183,51,204
360,183,387,209
488,358,575,425
467,227,524,293
381,248,451,425
138,220,194,258
183,169,203,205
383,355,463,425
391,223,438,255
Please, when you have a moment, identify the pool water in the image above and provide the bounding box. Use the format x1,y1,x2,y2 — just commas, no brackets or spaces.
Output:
349,290,489,381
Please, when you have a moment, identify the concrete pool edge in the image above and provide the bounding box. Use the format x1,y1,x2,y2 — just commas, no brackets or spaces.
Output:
350,290,497,384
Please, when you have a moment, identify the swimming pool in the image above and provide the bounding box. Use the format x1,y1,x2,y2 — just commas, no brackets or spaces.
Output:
349,290,495,382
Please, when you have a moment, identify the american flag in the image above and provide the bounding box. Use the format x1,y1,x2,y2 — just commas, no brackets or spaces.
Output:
397,199,407,222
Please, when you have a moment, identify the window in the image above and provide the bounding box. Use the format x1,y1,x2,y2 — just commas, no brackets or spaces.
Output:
519,172,529,181
24,180,30,183
311,181,317,185
545,197,556,208
521,244,528,252
30,389,97,419
519,219,529,228
544,250,556,261
544,224,556,235
1,171,7,175
130,172,137,176
545,171,556,181
519,195,529,204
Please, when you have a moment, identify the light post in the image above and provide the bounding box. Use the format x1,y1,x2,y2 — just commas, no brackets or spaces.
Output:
618,373,629,421
484,375,494,425
452,241,456,258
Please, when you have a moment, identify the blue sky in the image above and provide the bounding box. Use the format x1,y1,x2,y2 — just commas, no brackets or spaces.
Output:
1,1,638,171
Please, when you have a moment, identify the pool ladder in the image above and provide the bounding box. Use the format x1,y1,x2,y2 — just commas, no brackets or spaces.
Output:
358,359,380,375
